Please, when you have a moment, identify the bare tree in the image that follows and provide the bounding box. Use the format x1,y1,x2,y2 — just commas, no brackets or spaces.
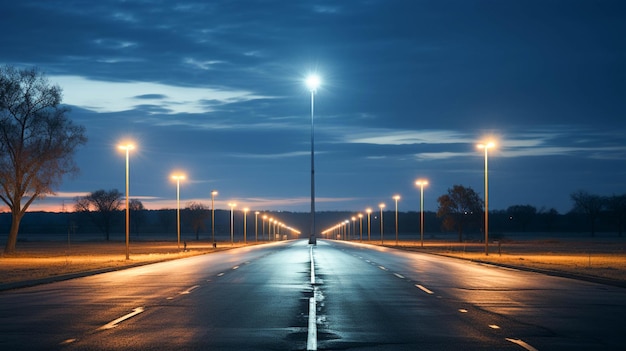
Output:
570,190,604,236
437,185,483,242
129,199,145,236
185,202,209,240
538,207,559,232
605,194,626,237
0,66,87,253
506,204,537,232
75,189,123,241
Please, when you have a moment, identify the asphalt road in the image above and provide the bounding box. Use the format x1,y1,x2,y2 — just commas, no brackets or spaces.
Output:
0,239,624,350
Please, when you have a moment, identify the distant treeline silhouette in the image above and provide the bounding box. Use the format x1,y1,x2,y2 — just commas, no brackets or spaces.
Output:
1,197,624,241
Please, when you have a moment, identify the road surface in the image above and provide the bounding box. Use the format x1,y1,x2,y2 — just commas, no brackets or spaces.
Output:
0,239,624,350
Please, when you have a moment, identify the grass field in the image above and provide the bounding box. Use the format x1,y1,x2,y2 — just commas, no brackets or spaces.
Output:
0,241,244,286
0,238,624,287
387,239,626,283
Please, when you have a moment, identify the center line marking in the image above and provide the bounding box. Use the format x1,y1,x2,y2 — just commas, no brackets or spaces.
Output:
378,266,388,271
232,265,239,270
415,284,434,295
310,246,316,285
59,338,77,345
307,295,317,350
180,285,200,295
505,338,538,351
393,273,405,279
98,307,144,330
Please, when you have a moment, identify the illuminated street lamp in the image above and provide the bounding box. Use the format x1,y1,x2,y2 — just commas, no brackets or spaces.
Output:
477,141,496,256
393,195,401,245
228,202,237,245
255,211,260,242
415,179,429,248
379,203,386,245
366,208,372,241
358,213,363,241
306,73,321,245
243,207,249,244
118,143,134,260
171,174,185,250
211,190,218,245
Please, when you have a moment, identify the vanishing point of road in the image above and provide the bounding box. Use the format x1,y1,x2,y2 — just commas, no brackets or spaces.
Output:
0,240,624,350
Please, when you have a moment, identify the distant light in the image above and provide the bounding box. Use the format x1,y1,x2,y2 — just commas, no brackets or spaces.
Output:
305,74,321,92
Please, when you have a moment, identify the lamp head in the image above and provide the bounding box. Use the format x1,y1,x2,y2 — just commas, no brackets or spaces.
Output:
305,74,321,92
415,179,429,187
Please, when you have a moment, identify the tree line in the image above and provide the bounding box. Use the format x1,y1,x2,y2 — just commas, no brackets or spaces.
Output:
2,187,623,244
435,185,625,241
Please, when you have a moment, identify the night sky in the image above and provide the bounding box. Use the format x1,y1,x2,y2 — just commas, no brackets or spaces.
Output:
1,0,624,214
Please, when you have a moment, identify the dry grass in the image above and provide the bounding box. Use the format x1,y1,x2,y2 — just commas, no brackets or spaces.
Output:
0,241,250,286
383,240,626,283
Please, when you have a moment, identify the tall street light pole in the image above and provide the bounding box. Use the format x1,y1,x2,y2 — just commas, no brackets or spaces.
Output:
118,144,134,260
306,74,321,245
477,141,495,256
228,203,237,245
255,211,260,242
415,179,428,248
172,174,185,250
358,213,363,241
366,208,372,241
268,219,272,241
393,195,400,245
211,190,218,245
351,217,356,240
262,215,267,240
379,203,385,245
243,208,249,244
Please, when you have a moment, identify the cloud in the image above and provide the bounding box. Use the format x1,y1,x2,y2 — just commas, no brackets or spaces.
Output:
342,129,472,145
52,75,271,114
48,191,90,198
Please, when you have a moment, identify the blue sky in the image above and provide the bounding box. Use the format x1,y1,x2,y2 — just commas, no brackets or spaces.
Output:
1,0,624,214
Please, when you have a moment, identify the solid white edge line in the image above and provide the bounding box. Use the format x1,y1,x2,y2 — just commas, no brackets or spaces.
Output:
307,296,317,350
415,284,434,295
98,307,144,330
505,338,539,351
